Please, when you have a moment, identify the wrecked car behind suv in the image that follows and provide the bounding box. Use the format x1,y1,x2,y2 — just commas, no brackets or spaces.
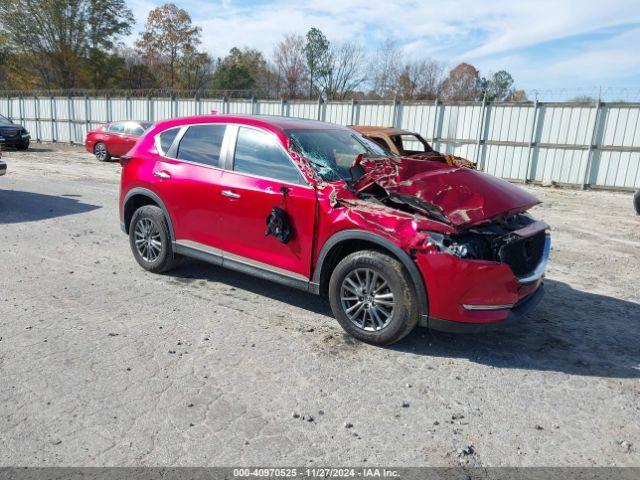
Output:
119,115,549,345
350,125,476,169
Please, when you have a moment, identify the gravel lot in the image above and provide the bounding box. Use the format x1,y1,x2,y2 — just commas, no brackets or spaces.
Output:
0,144,639,467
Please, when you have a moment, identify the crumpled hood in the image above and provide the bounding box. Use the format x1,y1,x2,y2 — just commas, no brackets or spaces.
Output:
352,156,540,228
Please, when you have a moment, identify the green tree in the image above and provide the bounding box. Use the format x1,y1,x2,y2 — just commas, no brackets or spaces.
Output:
86,0,134,88
212,47,272,95
303,27,330,99
114,46,157,90
0,32,8,89
0,0,134,89
481,70,515,102
179,45,213,91
135,3,202,89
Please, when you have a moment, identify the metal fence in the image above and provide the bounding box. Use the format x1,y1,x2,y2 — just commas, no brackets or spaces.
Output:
1,95,639,190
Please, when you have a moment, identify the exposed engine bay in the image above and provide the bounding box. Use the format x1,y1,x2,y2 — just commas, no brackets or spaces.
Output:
343,155,549,279
355,184,548,277
428,215,548,277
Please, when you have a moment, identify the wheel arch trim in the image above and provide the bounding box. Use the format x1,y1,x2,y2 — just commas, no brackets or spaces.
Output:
313,230,428,317
122,188,175,241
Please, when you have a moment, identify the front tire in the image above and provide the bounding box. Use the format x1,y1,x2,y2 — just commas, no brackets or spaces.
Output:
634,190,640,215
328,250,419,345
129,205,178,273
94,142,110,162
17,142,29,151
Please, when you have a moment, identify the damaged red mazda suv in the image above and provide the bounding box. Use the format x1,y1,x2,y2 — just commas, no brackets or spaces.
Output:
119,114,549,345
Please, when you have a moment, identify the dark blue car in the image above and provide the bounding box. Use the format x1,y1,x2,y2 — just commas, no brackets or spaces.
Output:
0,114,30,150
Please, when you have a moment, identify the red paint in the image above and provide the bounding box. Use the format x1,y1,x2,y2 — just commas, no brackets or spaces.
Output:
214,171,317,277
352,156,540,228
415,254,542,324
85,121,151,158
120,115,548,328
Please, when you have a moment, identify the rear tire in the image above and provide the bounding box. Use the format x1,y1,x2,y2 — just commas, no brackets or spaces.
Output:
94,142,110,161
328,250,419,345
634,190,640,215
129,205,178,273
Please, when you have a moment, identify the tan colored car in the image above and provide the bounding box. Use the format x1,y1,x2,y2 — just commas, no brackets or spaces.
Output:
350,125,476,169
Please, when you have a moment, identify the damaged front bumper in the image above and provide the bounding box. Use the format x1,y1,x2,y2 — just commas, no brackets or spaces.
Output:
425,285,545,333
416,233,550,332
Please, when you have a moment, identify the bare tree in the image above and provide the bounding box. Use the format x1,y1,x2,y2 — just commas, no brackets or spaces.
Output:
273,33,308,99
318,41,367,100
396,59,444,100
135,3,202,89
372,39,401,98
505,89,528,102
414,60,445,99
568,95,597,103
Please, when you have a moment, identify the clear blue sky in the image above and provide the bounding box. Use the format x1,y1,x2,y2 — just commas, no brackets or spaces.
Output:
127,0,640,96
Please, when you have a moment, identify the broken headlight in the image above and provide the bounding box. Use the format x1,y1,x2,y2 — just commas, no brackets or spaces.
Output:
426,232,492,260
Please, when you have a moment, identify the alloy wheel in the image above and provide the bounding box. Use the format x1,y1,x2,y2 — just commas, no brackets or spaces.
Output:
340,268,394,331
95,143,108,161
134,218,162,262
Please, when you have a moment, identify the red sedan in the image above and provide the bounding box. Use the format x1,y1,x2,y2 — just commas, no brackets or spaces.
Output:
85,121,152,161
118,114,549,345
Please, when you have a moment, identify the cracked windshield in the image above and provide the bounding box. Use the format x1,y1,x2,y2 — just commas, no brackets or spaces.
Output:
287,129,391,181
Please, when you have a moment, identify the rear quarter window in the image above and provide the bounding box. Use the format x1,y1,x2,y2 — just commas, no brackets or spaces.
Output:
158,128,180,155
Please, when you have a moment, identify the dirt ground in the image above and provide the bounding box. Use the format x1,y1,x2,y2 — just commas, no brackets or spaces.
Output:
0,143,638,467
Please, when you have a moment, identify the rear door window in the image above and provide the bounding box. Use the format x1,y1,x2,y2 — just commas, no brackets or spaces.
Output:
108,122,124,133
233,127,301,184
176,124,226,167
124,122,145,135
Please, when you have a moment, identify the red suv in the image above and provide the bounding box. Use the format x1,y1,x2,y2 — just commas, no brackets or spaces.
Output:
119,114,549,345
